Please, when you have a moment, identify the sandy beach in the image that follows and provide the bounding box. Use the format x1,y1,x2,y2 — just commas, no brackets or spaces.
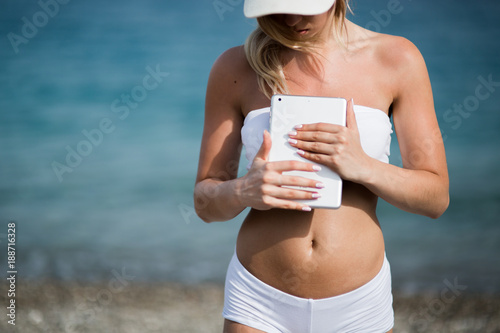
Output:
1,280,499,333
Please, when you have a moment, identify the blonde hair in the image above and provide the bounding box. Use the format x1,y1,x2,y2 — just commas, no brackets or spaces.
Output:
244,0,351,98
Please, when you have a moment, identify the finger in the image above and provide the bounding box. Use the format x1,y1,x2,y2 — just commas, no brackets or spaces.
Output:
268,173,325,189
292,122,342,133
296,149,331,166
292,140,334,155
289,130,339,144
346,98,358,132
261,193,316,212
268,159,322,173
254,130,272,161
265,184,321,199
271,198,314,212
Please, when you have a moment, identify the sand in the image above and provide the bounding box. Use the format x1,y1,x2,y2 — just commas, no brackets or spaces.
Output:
1,281,499,333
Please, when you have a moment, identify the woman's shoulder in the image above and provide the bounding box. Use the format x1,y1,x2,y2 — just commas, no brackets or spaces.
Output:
369,31,425,71
349,24,425,70
379,34,423,67
210,45,253,77
207,45,256,98
206,45,257,111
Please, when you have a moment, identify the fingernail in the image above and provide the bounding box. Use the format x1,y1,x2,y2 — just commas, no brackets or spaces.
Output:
294,125,303,129
302,206,312,212
297,150,305,156
288,139,298,145
316,183,325,189
312,193,321,199
288,131,297,137
313,165,322,171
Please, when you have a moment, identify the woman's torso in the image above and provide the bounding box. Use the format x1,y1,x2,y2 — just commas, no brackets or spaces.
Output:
234,25,398,299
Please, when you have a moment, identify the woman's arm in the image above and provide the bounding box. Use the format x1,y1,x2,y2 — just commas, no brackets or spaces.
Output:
194,47,322,222
368,38,450,218
370,39,449,218
194,47,248,222
289,38,449,218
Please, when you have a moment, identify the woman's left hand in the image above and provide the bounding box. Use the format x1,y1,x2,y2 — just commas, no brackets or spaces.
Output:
288,99,373,183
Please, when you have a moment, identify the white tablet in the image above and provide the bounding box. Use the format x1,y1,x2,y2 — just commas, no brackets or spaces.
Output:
269,94,347,209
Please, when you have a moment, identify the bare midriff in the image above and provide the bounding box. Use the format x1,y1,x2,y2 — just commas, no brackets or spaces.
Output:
235,181,386,299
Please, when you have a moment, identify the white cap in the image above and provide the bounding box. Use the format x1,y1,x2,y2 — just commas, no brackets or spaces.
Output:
244,0,336,18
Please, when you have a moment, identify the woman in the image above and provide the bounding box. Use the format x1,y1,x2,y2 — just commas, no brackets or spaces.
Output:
195,0,449,331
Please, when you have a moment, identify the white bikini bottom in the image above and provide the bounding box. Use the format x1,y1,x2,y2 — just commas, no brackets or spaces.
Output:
223,251,394,333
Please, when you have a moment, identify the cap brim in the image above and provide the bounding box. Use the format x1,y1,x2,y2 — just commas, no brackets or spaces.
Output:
244,0,335,18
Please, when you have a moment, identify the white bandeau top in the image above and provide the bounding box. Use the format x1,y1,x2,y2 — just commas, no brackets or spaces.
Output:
241,105,393,170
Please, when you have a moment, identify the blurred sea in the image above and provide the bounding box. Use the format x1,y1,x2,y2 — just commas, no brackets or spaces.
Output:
1,0,499,294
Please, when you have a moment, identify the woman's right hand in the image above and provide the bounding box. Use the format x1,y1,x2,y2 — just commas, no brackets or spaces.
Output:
238,130,324,212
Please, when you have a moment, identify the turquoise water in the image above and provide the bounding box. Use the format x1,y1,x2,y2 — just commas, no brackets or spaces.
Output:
1,0,499,293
